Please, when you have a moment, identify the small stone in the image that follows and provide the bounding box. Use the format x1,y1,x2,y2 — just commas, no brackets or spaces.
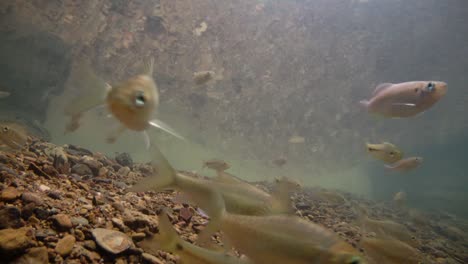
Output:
35,229,57,241
83,240,96,251
141,252,165,264
22,192,44,205
117,166,131,177
47,191,62,200
71,164,92,176
115,152,133,167
51,214,73,231
38,184,51,192
179,207,193,222
0,206,23,228
1,186,21,201
0,227,34,255
74,229,85,241
131,232,146,242
71,216,89,226
98,167,109,177
91,228,134,254
12,246,49,264
34,208,50,220
80,156,102,176
55,235,75,256
112,218,127,231
295,202,311,210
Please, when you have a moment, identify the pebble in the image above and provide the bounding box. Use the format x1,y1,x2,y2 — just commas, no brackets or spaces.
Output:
117,166,131,177
0,227,34,255
55,235,76,256
1,186,21,201
115,152,133,167
91,228,134,255
38,184,51,192
71,164,92,176
51,214,73,231
22,192,44,205
141,252,165,264
71,216,89,226
0,206,23,228
80,156,102,176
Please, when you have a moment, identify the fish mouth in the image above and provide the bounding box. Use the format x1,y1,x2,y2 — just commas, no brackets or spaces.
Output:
437,82,448,95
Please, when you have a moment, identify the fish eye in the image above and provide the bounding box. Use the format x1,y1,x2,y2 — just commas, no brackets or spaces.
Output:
414,88,419,93
2,127,8,132
347,256,361,264
426,82,435,92
134,91,146,107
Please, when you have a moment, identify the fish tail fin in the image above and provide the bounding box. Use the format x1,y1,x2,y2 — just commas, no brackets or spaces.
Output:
149,119,186,141
63,57,107,117
270,176,302,215
139,209,180,254
359,100,370,108
127,144,177,192
196,189,226,246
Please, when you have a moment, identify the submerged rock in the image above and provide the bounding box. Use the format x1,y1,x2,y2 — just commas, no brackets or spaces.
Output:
55,235,75,256
91,228,134,255
0,227,35,256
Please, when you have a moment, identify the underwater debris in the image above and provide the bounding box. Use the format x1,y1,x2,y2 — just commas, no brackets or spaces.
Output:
0,91,10,98
193,70,215,85
288,135,305,144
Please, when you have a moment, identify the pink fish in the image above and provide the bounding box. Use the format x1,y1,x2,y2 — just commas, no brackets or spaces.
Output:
360,81,447,118
385,157,423,172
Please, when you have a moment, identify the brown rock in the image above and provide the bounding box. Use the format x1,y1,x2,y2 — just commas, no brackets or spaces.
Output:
117,166,131,177
12,246,49,264
1,186,21,201
0,206,23,229
55,235,75,256
22,192,44,205
0,227,35,255
51,214,72,231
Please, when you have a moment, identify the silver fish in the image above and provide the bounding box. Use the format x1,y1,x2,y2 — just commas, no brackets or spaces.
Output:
385,157,423,172
360,81,447,118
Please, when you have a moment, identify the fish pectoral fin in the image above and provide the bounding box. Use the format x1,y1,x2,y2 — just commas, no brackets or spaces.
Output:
143,131,151,150
149,119,185,140
106,125,127,144
392,103,416,107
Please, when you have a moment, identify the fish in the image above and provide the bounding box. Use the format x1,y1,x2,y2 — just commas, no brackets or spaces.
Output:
360,81,447,118
393,191,407,207
193,71,215,85
272,157,287,168
195,189,365,264
288,136,305,144
384,157,423,172
128,145,299,219
63,57,184,147
0,123,29,150
0,91,10,98
139,210,253,264
360,238,423,264
365,142,403,164
203,159,231,172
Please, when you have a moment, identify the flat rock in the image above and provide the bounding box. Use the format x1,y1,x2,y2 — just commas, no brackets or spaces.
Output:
91,228,134,255
0,227,35,255
71,216,89,226
1,186,21,201
55,235,75,256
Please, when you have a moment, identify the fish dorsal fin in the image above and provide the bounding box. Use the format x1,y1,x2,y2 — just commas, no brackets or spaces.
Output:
373,83,393,96
143,57,155,76
214,171,245,185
